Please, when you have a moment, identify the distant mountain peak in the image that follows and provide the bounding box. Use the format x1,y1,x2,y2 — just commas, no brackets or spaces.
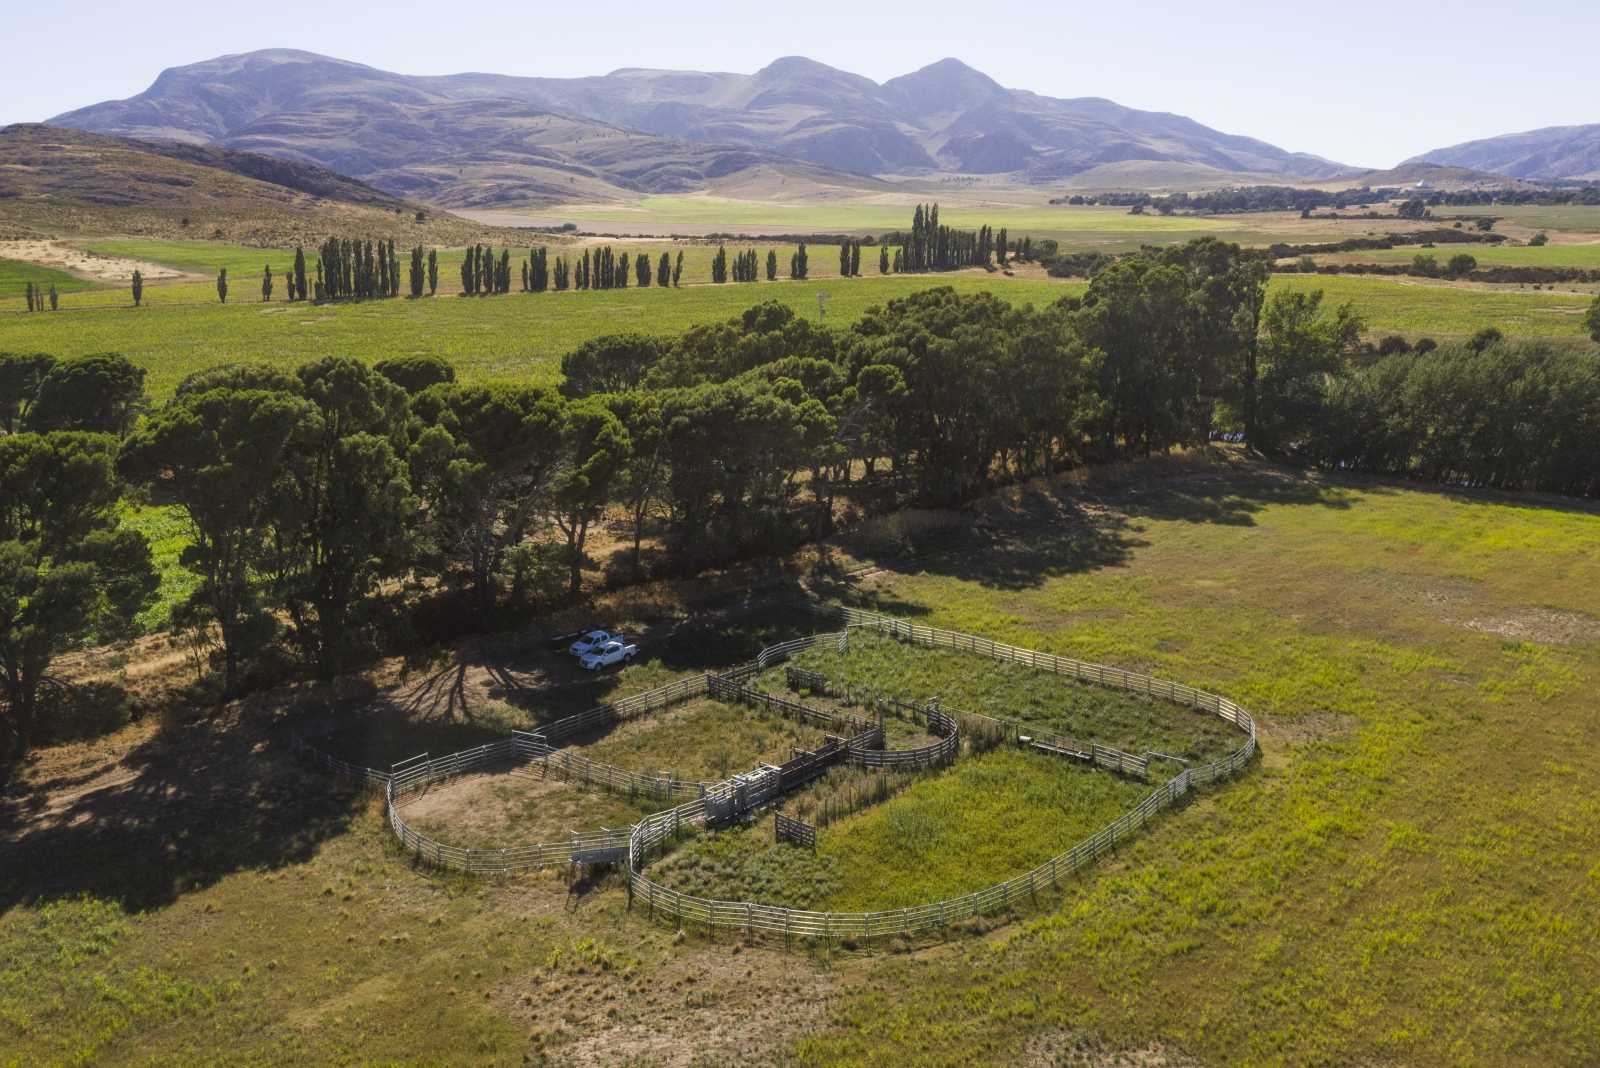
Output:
882,58,1006,118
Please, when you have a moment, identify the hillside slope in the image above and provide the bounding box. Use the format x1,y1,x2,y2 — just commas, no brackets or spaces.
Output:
1406,124,1600,181
0,124,499,243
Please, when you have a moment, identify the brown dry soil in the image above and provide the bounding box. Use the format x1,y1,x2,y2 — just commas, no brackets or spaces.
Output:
399,770,662,850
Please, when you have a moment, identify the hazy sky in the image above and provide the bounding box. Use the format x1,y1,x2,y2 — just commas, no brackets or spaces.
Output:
4,0,1596,168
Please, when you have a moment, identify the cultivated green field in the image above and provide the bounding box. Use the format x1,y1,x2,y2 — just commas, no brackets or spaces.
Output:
1270,272,1594,338
472,196,1357,251
0,273,1079,398
1319,241,1600,269
506,195,1225,235
5,454,1600,1065
82,239,303,279
0,256,102,300
1444,204,1600,232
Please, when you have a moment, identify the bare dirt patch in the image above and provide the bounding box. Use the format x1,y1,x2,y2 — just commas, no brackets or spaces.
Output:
0,239,192,282
505,937,846,1067
1461,608,1600,645
398,768,657,850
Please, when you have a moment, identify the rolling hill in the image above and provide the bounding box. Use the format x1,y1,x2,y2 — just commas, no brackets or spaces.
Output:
0,124,506,243
46,49,1352,206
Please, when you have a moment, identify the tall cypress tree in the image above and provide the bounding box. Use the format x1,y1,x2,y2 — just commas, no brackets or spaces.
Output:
216,267,228,304
673,250,683,287
293,247,307,301
427,249,437,295
131,269,143,307
261,263,273,302
839,241,851,277
851,242,861,277
636,252,651,287
659,252,671,288
879,245,889,274
711,245,728,283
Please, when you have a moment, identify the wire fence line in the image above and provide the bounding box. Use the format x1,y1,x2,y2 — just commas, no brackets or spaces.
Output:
624,605,1257,943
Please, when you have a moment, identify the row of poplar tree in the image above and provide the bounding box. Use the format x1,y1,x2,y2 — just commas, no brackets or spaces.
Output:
140,201,1042,308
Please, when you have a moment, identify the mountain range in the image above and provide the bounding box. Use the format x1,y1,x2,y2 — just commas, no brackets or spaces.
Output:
1405,124,1600,182
45,49,1353,206
39,50,1597,208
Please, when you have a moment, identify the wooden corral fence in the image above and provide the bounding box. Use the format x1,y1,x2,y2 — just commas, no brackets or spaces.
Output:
786,640,1155,779
295,673,720,873
775,812,817,850
291,602,1256,935
625,605,1257,943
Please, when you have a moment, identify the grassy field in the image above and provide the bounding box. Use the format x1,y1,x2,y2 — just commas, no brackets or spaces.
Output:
653,751,1148,912
776,630,1242,762
579,699,829,782
1270,272,1594,338
0,273,1078,399
0,256,103,301
81,238,304,280
119,503,201,633
506,196,1227,235
77,236,894,290
1318,241,1600,269
3,263,1593,401
5,452,1600,1064
475,197,1380,253
1442,204,1600,232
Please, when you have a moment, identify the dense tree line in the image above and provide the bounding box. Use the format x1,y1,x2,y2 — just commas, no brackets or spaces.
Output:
1055,184,1600,213
6,236,1600,760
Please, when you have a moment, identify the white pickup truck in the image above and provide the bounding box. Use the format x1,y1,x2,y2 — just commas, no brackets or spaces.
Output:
578,640,639,671
568,629,623,657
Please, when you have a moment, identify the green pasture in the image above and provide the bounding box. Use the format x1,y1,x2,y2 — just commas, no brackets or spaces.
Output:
1317,241,1600,270
1445,204,1600,232
0,257,102,301
0,273,1079,399
1270,272,1594,338
779,630,1242,762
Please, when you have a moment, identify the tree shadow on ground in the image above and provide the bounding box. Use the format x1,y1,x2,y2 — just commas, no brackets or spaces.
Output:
304,578,855,766
0,710,363,916
838,471,1358,593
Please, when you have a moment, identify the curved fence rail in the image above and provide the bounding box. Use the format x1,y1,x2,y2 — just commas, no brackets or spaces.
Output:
291,603,1256,924
627,605,1256,941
